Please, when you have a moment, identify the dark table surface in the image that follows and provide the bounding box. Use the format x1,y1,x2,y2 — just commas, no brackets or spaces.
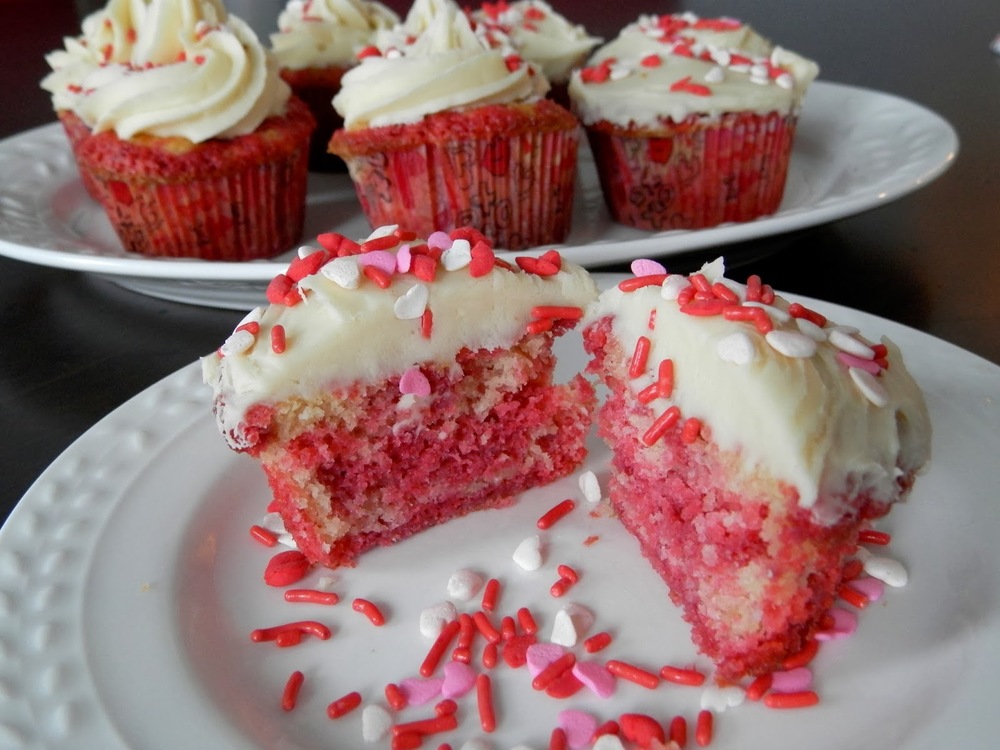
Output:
2,0,999,526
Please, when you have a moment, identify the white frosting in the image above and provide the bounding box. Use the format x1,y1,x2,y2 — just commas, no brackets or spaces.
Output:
269,0,400,71
586,260,931,517
568,12,819,127
332,0,548,128
202,229,598,448
41,0,290,143
470,0,601,84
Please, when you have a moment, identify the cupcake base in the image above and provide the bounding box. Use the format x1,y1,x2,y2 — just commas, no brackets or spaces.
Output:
586,111,796,231
329,100,580,251
280,66,348,173
70,97,315,261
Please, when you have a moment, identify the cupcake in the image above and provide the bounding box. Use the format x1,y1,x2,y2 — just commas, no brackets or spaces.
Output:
41,0,315,261
469,0,601,109
328,0,581,251
568,12,819,232
269,0,400,172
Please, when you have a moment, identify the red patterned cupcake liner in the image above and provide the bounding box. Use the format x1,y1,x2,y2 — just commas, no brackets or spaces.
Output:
586,111,797,232
330,102,580,251
70,97,315,261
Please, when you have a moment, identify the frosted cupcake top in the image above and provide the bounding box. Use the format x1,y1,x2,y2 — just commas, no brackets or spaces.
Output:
568,12,819,128
332,0,548,128
586,258,931,521
269,0,400,71
202,224,598,450
41,0,290,143
470,0,601,84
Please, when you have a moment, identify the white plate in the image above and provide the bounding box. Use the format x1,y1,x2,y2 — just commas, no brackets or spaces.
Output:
0,81,957,310
1,283,998,749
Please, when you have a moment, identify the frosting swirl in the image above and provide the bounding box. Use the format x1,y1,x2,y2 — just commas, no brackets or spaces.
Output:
41,0,290,143
568,12,819,127
332,0,548,129
269,0,400,71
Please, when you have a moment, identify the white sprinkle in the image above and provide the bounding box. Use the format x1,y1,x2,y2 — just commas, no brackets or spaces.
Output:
716,331,757,365
237,306,264,328
316,575,336,590
743,300,791,324
704,66,725,84
447,568,484,601
775,72,794,89
259,512,297,548
385,47,402,59
365,224,398,240
578,470,602,503
419,601,458,638
551,603,594,647
362,704,393,742
750,63,769,78
593,735,627,750
219,329,255,357
849,367,889,406
512,535,543,571
609,64,631,81
711,48,731,67
730,63,751,74
765,330,818,358
296,244,316,259
661,275,691,300
700,684,746,712
864,555,908,587
796,317,827,341
393,283,429,320
441,239,472,271
829,329,876,359
320,256,361,289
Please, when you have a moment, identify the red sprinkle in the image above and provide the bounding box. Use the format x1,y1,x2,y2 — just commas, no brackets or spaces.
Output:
745,673,773,701
593,719,620,739
251,620,331,643
532,652,577,691
476,673,496,733
659,664,706,686
606,659,660,689
556,564,579,583
435,699,458,716
841,558,865,581
517,607,539,635
266,273,294,304
482,577,501,612
283,589,339,605
669,715,687,746
746,274,763,301
839,583,870,609
549,727,568,750
764,690,820,709
392,734,422,750
537,499,575,530
392,714,459,737
281,670,304,712
642,405,681,446
482,641,498,669
360,234,399,252
270,324,286,354
788,302,827,327
695,709,714,746
618,274,667,292
421,619,461,677
550,577,573,598
249,524,278,547
620,713,666,745
783,639,820,670
363,265,393,289
327,690,363,719
858,529,892,545
500,615,516,641
681,417,702,444
584,631,613,653
352,597,386,626
629,336,652,378
656,358,675,398
385,682,407,711
420,308,433,339
532,305,584,321
263,550,311,587
473,610,502,644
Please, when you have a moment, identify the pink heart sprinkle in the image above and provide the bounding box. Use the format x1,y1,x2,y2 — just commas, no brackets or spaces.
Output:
399,367,431,397
770,667,813,693
526,642,567,677
572,661,616,698
815,606,858,641
558,709,598,749
399,676,444,706
630,258,667,277
356,250,397,275
849,576,885,602
396,244,412,273
441,660,477,699
427,231,453,251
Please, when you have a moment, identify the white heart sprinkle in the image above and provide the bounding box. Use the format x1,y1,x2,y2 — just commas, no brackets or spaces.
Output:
219,329,255,357
766,330,818,358
393,284,429,320
320,257,360,289
399,366,431,397
704,65,725,83
295,244,316,259
419,601,457,639
362,704,392,742
630,258,666,277
441,239,472,271
864,555,908,587
716,331,756,365
259,512,296,548
365,224,398,240
661,275,691,300
446,568,484,601
849,367,889,407
700,684,745,712
829,329,875,359
551,603,593,647
578,470,602,503
796,317,827,341
512,535,543,571
593,735,627,750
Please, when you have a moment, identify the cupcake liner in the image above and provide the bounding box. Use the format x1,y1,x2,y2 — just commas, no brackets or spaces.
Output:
586,111,797,231
70,98,315,261
331,102,580,251
57,110,101,200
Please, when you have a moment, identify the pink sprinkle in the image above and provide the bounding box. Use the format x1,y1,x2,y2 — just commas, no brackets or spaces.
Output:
770,667,813,693
397,243,413,273
630,258,667,277
427,231,453,250
558,709,599,749
849,576,885,602
355,250,397,275
837,351,881,374
572,661,616,698
399,676,445,706
399,366,431,396
441,660,477,699
526,642,567,678
815,606,859,641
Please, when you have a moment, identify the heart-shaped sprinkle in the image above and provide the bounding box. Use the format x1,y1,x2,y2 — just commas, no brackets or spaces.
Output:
399,366,431,397
815,606,858,641
396,243,413,273
393,283,429,320
551,603,594,647
320,257,360,289
558,709,599,749
512,535,543,571
526,642,567,677
419,601,457,639
365,224,398,240
427,231,452,251
700,684,745,712
361,704,392,742
441,238,472,271
716,331,756,365
399,676,444,706
593,735,627,750
356,250,397,275
441,660,477,698
446,568,483,601
864,555,908,587
572,661,616,698
771,667,813,693
631,258,666,277
848,576,885,602
661,274,690,300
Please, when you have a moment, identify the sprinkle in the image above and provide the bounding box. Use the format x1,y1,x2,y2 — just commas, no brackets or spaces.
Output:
533,652,577,690
550,727,568,750
628,336,652,378
583,631,613,653
326,690,362,719
849,367,889,406
745,673,773,700
362,704,393,742
681,417,702,444
659,664,706,686
619,274,668,292
864,555,908,587
766,330,818,358
572,661,615,698
764,690,819,709
559,709,599,749
513,535,544,571
788,302,827,327
642,405,681,446
550,577,573,597
394,283,430,320
321,256,361,288
441,239,473,271
251,620,331,644
783,639,819,669
384,682,407,711
399,676,445,706
441,660,477,699
695,710,713,746
532,305,584,321
537,499,575,529
771,667,813,693
700,684,745,712
848,576,885,602
469,240,496,277
669,75,712,95
420,308,433,339
220,329,255,357
605,659,660,689
578,470,601,503
473,610,502,644
447,569,484,601
481,577,501,611
412,254,438,282
704,65,725,83
839,351,882,374
270,325,286,354
476,673,496,732
550,603,593,647
419,601,458,639
716,331,756,365
399,366,431,397
392,713,459,737
619,713,666,746
352,597,386,625
680,298,730,316
517,607,538,635
662,275,691,300
249,524,278,547
263,550,311,587
281,670,304,712
630,258,667,276
669,716,687,746
286,250,325,282
284,589,340,605
815,606,859,640
829,328,876,358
